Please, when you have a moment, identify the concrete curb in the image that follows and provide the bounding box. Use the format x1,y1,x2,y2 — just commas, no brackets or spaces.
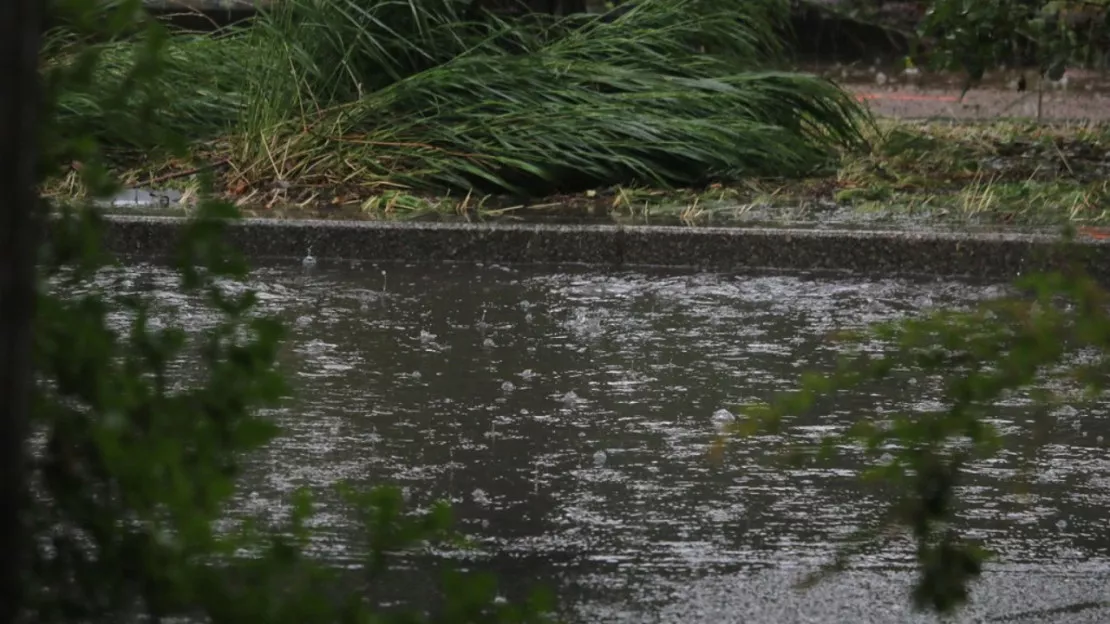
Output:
98,215,1110,282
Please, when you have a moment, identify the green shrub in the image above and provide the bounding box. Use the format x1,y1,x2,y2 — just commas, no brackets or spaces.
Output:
27,1,553,621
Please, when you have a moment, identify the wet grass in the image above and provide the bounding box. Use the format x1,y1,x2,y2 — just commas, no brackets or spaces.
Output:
593,119,1110,229
56,115,1110,229
44,1,1110,229
45,0,870,212
818,119,1110,227
425,118,1110,228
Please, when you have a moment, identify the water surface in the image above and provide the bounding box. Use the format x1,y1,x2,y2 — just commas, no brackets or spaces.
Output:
78,261,1110,623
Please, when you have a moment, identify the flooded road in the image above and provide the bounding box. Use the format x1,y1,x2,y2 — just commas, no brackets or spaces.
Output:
77,261,1110,622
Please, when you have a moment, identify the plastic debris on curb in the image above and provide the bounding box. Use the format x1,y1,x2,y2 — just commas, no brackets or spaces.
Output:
96,188,184,210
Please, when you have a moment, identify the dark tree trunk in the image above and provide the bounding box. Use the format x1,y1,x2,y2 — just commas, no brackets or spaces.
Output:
0,0,42,621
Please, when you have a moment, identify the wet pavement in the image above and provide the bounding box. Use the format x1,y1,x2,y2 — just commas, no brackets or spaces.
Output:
785,54,1110,121
70,261,1110,622
846,84,1110,121
810,61,1110,121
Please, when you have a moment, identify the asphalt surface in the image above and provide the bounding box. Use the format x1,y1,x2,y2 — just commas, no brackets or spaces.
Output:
847,83,1110,121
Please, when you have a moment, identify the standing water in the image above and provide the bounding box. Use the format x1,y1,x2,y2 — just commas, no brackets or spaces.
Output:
64,261,1110,623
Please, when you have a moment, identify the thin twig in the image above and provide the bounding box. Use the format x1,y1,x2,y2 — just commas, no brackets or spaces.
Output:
136,159,229,187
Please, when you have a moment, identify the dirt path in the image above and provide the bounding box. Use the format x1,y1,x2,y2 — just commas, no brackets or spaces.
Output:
846,84,1110,121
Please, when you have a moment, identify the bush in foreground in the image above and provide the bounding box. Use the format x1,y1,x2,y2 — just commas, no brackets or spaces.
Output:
28,1,552,622
719,240,1110,614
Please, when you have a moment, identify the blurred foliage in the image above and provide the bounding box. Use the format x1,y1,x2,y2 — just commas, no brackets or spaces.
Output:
717,239,1110,614
27,0,553,621
919,0,1110,88
819,0,1110,87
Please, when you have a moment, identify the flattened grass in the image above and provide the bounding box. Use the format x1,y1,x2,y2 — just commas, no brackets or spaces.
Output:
234,0,869,194
227,118,1106,228
46,0,872,199
45,27,248,148
589,119,1110,228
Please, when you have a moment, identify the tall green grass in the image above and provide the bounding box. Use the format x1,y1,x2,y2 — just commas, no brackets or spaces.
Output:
49,0,872,196
45,26,248,151
239,0,870,194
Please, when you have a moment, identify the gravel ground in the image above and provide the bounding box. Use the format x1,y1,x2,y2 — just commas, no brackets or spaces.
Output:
848,84,1110,121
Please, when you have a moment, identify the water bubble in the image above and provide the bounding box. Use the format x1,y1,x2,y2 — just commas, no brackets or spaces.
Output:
571,309,603,337
561,391,580,407
501,380,515,393
411,371,422,380
1055,405,1079,417
712,408,735,429
482,338,497,349
302,247,317,269
419,330,437,343
1056,519,1068,530
1098,435,1105,445
472,488,491,506
593,450,607,467
706,509,730,523
519,369,537,379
